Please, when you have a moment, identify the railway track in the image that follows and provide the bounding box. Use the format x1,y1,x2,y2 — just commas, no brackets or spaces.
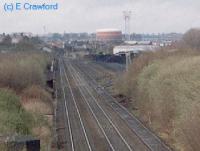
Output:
71,60,172,151
59,60,92,151
66,63,137,151
56,57,172,151
64,60,137,151
55,64,72,150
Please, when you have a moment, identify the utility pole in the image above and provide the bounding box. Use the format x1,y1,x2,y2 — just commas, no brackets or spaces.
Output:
126,51,132,72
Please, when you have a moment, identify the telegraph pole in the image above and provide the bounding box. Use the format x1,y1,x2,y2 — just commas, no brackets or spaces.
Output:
126,51,132,72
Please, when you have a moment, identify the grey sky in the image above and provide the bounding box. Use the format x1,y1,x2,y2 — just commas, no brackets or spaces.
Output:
0,0,200,34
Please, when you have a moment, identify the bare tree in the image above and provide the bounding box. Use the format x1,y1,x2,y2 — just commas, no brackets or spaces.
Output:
2,34,12,46
182,28,200,49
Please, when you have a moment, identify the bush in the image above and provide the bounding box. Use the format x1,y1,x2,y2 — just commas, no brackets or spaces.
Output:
115,28,200,150
182,28,200,49
116,49,200,150
0,52,52,151
115,50,176,97
0,52,50,91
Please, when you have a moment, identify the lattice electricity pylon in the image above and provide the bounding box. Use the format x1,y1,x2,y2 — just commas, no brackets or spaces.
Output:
123,11,132,41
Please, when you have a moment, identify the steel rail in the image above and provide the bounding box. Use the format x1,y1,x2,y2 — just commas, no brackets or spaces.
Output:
62,60,92,151
64,61,115,151
59,60,75,151
67,61,133,151
73,60,172,151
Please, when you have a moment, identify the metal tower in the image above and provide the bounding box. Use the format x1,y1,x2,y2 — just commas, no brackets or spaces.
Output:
123,11,132,71
123,11,131,41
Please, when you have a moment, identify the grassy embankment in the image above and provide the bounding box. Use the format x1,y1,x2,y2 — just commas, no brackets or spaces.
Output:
115,30,200,151
0,52,53,151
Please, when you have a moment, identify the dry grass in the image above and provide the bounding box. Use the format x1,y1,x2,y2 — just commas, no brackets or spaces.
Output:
32,126,52,151
21,85,53,151
32,126,51,139
21,85,53,115
21,85,53,104
23,100,53,115
0,52,50,92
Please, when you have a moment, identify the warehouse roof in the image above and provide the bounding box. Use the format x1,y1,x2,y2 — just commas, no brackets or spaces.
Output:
96,28,121,32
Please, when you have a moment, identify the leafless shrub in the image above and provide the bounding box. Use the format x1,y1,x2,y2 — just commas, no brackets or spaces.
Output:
115,47,200,150
182,28,200,49
0,52,50,92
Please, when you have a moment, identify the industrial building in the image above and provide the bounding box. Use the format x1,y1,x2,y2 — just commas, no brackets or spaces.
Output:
96,28,122,42
113,45,158,55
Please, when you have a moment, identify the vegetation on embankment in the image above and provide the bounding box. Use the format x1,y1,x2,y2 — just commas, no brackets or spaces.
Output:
115,29,200,151
0,35,42,52
0,89,33,135
0,52,49,91
0,52,53,151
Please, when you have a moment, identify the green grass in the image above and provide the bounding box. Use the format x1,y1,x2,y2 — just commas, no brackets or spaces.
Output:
0,89,51,151
0,89,33,135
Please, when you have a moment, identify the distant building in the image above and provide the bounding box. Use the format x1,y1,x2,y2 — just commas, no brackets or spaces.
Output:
124,41,152,45
0,34,4,43
131,33,183,42
42,47,52,53
51,41,65,49
11,34,23,44
0,33,33,45
128,33,183,48
113,45,158,55
96,28,122,42
23,32,33,38
63,33,91,41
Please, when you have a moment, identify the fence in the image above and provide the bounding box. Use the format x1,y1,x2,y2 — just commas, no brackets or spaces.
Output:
0,135,40,151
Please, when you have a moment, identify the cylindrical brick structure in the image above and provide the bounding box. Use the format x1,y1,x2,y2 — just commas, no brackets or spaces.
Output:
96,29,122,42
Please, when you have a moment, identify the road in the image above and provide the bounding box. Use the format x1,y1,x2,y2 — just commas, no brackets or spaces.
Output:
56,57,172,151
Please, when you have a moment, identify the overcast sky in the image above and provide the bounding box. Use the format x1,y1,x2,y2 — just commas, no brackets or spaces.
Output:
0,0,200,34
